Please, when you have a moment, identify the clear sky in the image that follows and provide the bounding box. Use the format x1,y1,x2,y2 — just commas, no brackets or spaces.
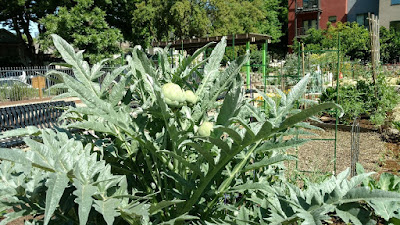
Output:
0,21,39,38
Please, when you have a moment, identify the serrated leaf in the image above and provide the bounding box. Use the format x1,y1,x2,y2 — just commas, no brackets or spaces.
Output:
109,75,128,106
243,154,296,172
255,121,273,141
369,201,400,221
73,181,97,225
342,188,400,203
158,213,199,225
196,37,226,99
0,209,29,225
335,208,362,225
214,126,242,143
0,126,41,139
101,66,128,92
149,200,186,215
255,139,309,154
44,173,69,225
159,150,203,176
216,87,241,127
67,121,113,134
94,199,121,225
275,103,343,133
287,74,310,106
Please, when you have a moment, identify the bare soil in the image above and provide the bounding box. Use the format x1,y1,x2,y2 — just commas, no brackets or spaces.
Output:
286,128,399,176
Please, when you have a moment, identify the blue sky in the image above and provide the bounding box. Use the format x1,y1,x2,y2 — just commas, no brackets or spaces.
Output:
0,21,40,38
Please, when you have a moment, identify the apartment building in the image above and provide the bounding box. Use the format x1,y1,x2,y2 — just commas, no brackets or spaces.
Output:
347,0,379,27
288,0,348,47
379,0,400,31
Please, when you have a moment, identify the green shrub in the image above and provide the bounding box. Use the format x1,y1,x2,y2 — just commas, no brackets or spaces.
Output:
0,35,399,224
0,84,39,101
320,72,399,125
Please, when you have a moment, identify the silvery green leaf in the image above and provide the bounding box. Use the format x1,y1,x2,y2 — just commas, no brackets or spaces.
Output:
94,199,121,225
73,181,97,225
44,173,69,225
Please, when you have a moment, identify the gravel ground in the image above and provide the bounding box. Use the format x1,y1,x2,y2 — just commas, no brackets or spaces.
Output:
286,128,387,176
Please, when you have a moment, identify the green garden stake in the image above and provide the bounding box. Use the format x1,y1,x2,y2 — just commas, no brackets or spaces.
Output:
246,41,250,90
334,32,341,175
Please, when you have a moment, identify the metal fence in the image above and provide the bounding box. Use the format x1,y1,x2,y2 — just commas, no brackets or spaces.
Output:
0,66,74,103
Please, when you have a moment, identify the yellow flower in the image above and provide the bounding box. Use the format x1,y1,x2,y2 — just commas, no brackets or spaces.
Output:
266,93,275,98
255,96,263,101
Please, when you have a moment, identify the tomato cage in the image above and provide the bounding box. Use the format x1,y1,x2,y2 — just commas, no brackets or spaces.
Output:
152,33,342,175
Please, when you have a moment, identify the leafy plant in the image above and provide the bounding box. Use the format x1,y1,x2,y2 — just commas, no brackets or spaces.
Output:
212,168,400,225
0,35,399,224
356,163,400,224
320,72,399,125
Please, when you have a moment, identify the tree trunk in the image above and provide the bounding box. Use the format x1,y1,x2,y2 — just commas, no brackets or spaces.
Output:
20,14,38,65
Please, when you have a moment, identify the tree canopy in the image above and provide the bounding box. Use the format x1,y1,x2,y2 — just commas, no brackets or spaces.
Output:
0,0,288,64
100,0,285,47
0,0,71,64
295,22,370,60
380,26,400,64
39,0,123,64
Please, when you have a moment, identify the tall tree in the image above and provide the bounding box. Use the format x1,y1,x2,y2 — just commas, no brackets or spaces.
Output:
40,0,123,63
380,26,400,64
98,0,284,47
298,22,370,60
0,0,70,64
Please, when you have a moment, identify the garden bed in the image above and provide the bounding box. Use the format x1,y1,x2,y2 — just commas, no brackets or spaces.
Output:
287,128,399,176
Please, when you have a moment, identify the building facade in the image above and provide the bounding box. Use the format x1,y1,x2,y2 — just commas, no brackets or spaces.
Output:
379,0,400,31
288,0,348,47
0,29,30,67
347,0,379,27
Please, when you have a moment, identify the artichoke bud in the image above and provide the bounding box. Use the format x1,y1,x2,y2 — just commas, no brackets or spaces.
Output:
198,121,213,137
185,90,198,104
161,83,186,107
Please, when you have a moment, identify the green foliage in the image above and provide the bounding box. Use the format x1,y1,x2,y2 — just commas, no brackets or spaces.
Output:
39,0,123,64
0,130,151,225
1,35,398,224
320,72,399,125
219,168,400,225
380,26,400,64
0,0,65,64
356,163,400,223
100,0,284,46
0,84,39,101
296,22,370,60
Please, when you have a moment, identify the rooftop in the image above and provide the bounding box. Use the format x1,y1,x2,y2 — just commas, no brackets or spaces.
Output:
0,29,22,45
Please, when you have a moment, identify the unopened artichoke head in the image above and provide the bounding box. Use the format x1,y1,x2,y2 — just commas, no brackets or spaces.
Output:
198,121,213,137
185,90,198,104
162,83,186,107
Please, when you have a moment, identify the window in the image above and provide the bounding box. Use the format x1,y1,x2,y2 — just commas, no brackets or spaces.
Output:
303,0,318,9
390,21,400,32
301,19,317,34
356,13,369,27
328,16,337,23
392,0,400,5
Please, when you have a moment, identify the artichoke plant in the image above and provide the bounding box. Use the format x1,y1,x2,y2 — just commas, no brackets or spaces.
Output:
0,35,399,225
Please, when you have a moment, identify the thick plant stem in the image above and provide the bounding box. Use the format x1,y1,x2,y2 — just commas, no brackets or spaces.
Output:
177,139,261,216
203,142,261,218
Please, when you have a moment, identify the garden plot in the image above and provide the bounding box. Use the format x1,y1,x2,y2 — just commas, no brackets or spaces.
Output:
287,128,392,175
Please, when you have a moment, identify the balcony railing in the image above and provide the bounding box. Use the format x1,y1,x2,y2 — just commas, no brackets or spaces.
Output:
296,26,318,36
296,0,321,13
